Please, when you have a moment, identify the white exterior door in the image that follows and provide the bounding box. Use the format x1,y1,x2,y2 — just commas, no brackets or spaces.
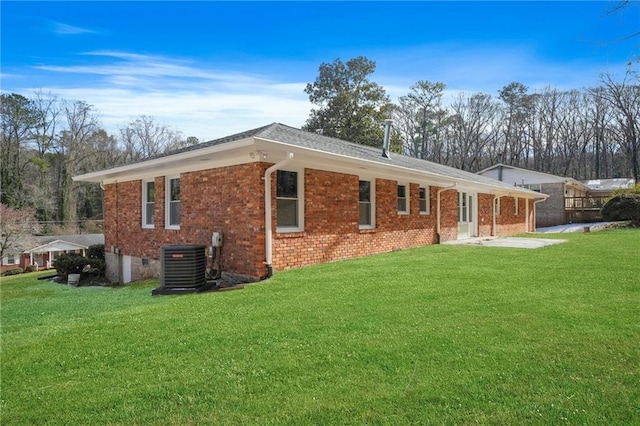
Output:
458,192,477,239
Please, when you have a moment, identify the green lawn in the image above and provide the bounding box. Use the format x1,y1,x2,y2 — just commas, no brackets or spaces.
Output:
2,230,639,425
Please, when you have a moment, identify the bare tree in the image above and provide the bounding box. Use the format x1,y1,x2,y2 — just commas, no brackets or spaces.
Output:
54,100,101,229
592,69,640,181
0,204,41,261
447,92,500,171
119,115,183,163
27,92,62,222
0,94,36,207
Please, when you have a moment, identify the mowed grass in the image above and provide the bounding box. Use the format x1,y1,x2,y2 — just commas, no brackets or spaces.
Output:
1,230,639,425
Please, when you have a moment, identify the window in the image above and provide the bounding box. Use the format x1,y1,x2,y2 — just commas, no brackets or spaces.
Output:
142,180,155,228
419,186,430,214
495,197,501,216
359,180,374,228
7,254,15,265
166,176,180,229
276,170,303,231
397,184,408,214
514,197,519,216
524,183,542,193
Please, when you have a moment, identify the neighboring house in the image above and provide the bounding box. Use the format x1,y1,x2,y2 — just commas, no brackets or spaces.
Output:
1,250,22,272
74,123,546,284
0,234,105,272
477,163,624,227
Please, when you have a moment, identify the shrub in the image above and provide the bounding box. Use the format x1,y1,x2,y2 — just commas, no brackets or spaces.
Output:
53,254,89,279
25,265,39,273
601,193,640,226
87,244,105,260
2,268,24,276
86,258,106,276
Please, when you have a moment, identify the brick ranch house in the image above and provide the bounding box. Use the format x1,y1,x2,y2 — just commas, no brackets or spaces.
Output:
74,123,547,284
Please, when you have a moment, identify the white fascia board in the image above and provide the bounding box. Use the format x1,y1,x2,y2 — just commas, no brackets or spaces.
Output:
254,138,544,198
253,138,458,187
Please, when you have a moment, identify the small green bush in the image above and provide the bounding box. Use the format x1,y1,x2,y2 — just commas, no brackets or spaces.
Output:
2,268,24,276
86,258,106,276
53,254,88,279
601,193,640,226
25,265,38,273
87,244,105,260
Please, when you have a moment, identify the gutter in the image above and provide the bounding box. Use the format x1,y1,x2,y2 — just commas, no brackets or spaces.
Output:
263,152,294,278
436,183,457,243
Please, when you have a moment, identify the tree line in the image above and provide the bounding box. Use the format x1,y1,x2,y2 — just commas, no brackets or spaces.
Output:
1,57,638,232
303,57,639,184
0,92,197,233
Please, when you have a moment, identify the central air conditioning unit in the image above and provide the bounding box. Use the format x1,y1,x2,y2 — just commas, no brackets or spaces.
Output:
152,245,207,295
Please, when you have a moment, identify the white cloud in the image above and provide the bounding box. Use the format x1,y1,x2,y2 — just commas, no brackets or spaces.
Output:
20,51,313,141
50,21,96,35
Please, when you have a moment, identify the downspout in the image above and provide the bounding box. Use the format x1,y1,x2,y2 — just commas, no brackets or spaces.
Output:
264,151,294,278
436,183,457,243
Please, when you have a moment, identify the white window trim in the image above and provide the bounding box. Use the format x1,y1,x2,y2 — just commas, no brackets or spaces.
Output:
359,178,376,229
276,168,304,233
397,183,409,215
495,197,501,216
514,197,519,216
419,186,430,215
142,179,155,229
165,175,180,230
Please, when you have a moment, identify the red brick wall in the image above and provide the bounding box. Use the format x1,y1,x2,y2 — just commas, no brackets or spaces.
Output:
104,163,268,278
272,170,457,271
102,164,533,279
478,193,494,237
438,189,458,242
495,196,529,236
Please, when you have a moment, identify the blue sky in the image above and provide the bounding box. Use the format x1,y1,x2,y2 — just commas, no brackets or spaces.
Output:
2,1,638,141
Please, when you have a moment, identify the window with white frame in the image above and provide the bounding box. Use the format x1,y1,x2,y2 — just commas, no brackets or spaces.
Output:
359,180,374,228
514,197,519,215
495,197,501,216
397,184,408,214
419,186,430,214
166,176,180,229
142,179,155,228
276,170,303,231
7,254,16,265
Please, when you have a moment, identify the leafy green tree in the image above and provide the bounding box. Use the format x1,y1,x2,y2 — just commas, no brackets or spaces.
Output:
303,57,393,147
498,82,537,165
394,81,448,160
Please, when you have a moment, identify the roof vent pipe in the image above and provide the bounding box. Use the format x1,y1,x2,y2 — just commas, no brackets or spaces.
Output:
382,119,393,158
